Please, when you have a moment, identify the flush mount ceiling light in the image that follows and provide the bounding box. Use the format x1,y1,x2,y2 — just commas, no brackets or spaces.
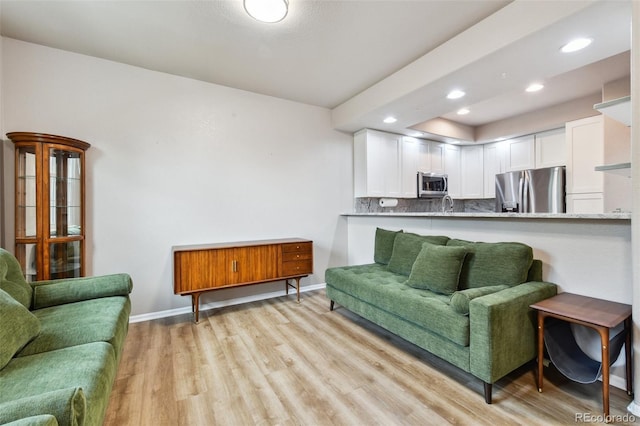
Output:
561,37,592,53
447,89,466,100
457,108,470,115
244,0,288,23
526,83,544,93
383,116,397,124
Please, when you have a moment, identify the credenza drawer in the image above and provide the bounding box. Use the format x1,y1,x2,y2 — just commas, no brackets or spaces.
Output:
282,251,312,261
282,242,312,253
281,260,313,276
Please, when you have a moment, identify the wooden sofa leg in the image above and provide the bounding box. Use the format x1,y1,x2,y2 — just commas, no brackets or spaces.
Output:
483,382,492,404
330,300,335,311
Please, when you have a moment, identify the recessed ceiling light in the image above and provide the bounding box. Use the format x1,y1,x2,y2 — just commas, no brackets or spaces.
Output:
383,116,397,124
457,108,470,115
244,0,288,23
561,38,592,53
447,90,466,100
526,83,544,93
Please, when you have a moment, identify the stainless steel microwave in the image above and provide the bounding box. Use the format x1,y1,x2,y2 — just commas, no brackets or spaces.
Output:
417,172,448,198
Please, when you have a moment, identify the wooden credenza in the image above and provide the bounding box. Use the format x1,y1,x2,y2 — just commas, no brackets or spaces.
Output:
173,238,313,322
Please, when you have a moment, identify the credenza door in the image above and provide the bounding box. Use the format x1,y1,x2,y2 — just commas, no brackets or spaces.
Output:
174,248,229,293
230,244,280,285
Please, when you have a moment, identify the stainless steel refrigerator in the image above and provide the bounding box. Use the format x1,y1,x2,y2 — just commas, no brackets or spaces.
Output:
495,166,565,213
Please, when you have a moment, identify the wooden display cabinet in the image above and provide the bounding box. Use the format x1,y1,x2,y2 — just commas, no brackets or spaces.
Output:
8,132,90,281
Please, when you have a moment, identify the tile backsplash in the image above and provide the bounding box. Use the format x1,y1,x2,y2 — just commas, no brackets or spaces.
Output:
354,197,495,213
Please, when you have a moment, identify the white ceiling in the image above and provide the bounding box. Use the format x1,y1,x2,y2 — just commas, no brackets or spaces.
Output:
0,0,632,141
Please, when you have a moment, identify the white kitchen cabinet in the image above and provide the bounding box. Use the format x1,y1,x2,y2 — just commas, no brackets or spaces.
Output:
483,142,506,198
400,137,428,198
444,144,461,198
565,116,604,213
566,116,604,195
354,129,401,198
505,135,535,171
535,128,566,168
461,145,484,199
566,193,604,214
429,142,446,174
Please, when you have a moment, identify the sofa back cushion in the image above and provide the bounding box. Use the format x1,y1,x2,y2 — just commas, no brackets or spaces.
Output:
406,243,468,295
0,288,41,369
387,232,450,276
0,248,33,309
446,239,533,289
374,228,402,265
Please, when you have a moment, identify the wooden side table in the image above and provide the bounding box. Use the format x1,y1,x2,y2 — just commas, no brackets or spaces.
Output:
530,293,632,417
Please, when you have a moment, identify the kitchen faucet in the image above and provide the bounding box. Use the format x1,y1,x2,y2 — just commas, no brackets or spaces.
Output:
441,195,454,213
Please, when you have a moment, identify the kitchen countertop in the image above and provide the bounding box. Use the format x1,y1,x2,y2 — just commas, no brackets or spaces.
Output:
342,212,631,220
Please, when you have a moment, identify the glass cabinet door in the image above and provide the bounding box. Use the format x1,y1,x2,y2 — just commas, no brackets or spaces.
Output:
16,145,38,281
48,148,83,279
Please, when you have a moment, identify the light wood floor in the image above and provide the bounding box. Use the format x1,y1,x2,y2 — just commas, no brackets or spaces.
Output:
105,289,636,425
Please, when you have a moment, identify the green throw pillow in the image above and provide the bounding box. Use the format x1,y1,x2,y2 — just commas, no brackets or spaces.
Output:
0,288,41,369
450,285,510,315
374,228,402,265
446,239,533,289
406,243,468,295
388,232,450,276
0,249,33,308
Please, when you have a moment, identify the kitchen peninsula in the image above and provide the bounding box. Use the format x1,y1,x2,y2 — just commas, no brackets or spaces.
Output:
341,210,632,390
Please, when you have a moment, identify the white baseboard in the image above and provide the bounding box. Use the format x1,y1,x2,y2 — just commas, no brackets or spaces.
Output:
129,283,327,323
627,399,640,416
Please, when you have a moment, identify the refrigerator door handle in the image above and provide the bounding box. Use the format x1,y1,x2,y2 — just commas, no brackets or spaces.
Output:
523,172,530,213
518,173,525,213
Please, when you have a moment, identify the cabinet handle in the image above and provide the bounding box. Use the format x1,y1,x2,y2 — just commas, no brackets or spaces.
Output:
232,260,237,272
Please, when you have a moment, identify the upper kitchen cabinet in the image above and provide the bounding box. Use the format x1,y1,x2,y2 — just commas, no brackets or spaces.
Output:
400,136,429,198
565,116,604,213
483,142,506,198
460,145,484,199
354,129,401,198
505,135,535,172
428,142,446,174
535,128,566,169
443,144,461,198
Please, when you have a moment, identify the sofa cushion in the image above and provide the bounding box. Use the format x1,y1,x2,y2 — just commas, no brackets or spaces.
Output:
2,414,61,426
18,296,130,360
325,264,470,346
374,228,402,265
0,389,84,426
0,289,41,370
450,285,510,315
406,243,468,295
31,274,133,310
0,252,32,309
0,342,116,426
387,232,450,276
446,239,534,289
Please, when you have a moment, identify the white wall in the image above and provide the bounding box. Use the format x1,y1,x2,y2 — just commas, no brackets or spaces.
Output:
1,38,352,315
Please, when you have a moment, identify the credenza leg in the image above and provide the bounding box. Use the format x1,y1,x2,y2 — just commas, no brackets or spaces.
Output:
285,278,302,303
295,277,301,303
192,293,201,324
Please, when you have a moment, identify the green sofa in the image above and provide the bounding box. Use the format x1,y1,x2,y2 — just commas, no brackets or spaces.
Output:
0,248,132,426
325,228,557,403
